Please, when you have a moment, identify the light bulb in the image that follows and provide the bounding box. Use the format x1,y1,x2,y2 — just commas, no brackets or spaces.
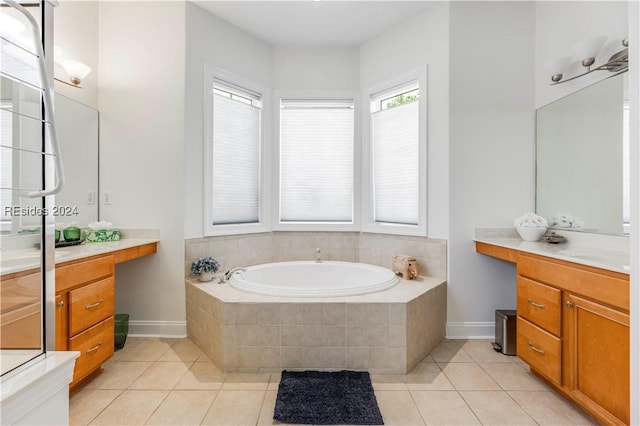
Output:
544,56,572,82
61,59,91,85
572,36,607,70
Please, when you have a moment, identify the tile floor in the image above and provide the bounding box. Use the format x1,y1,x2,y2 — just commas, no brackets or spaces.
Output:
70,337,594,425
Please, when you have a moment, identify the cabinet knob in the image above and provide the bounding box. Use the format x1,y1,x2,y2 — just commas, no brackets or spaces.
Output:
57,300,64,308
566,301,574,308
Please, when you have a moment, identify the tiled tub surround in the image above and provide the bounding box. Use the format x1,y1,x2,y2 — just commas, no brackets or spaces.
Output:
185,232,447,279
186,277,446,374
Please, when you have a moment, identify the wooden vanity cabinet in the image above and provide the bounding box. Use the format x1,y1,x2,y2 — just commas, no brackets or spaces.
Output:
56,254,116,389
517,253,630,425
476,243,630,425
54,242,157,390
563,293,630,425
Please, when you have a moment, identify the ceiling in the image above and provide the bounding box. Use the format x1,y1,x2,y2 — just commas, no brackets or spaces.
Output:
191,1,433,47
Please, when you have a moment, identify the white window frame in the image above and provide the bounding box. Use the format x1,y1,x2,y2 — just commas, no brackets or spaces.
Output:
273,89,361,232
203,65,271,236
362,66,428,236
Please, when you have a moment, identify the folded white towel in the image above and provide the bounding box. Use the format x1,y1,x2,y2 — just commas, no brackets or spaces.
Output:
88,221,114,230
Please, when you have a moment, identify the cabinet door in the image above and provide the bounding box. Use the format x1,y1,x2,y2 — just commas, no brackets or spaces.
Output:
563,293,629,425
55,293,68,350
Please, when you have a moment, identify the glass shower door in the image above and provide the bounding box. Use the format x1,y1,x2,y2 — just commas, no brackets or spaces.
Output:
0,0,54,376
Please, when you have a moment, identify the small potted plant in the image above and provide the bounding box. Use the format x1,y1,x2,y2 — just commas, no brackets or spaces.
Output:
513,212,548,241
191,256,220,282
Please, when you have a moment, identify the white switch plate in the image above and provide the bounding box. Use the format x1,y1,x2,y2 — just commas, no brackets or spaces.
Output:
87,191,96,205
104,192,112,205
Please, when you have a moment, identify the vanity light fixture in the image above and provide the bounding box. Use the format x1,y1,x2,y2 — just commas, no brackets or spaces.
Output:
573,35,607,71
547,37,628,85
55,59,91,88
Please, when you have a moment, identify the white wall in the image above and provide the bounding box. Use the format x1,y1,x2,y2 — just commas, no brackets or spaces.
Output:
448,1,536,338
184,2,273,239
535,1,628,107
98,1,186,336
273,47,359,90
53,1,99,109
360,3,450,240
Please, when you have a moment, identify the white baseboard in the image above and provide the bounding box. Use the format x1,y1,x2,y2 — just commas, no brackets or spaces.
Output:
446,321,495,340
128,320,187,338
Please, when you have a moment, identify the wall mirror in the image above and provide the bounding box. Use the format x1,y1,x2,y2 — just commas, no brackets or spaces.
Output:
536,72,629,236
0,92,99,236
54,94,99,228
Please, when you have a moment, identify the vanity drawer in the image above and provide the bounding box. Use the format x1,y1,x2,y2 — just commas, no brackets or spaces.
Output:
517,316,561,386
56,255,114,293
517,254,628,311
517,277,561,336
68,277,114,336
69,316,114,384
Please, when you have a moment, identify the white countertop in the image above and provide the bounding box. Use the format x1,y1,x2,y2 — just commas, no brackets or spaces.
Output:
1,237,159,276
475,228,630,274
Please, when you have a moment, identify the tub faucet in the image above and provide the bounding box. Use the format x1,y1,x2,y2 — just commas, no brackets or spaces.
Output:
219,267,247,283
315,248,322,263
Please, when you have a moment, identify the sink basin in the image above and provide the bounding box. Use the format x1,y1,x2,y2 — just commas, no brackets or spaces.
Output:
557,248,629,269
1,249,69,263
1,249,42,262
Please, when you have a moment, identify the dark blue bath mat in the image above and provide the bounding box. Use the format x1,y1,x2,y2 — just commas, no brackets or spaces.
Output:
274,370,384,425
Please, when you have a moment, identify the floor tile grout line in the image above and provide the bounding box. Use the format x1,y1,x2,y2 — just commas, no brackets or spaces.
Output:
459,389,540,426
255,385,273,426
405,387,429,425
73,388,125,426
197,388,220,426
143,389,173,425
457,389,487,425
503,389,547,426
200,387,224,426
475,359,511,392
454,388,484,426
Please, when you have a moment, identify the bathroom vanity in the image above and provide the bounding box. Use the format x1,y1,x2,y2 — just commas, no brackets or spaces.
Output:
475,235,629,425
1,238,158,391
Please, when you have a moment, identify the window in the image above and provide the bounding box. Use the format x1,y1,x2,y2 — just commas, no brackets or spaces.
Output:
205,71,266,235
370,80,421,226
279,99,355,223
1,106,13,227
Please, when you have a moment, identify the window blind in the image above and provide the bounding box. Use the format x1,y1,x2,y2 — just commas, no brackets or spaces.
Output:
211,91,261,225
371,100,419,225
1,103,42,226
1,108,13,222
280,100,354,222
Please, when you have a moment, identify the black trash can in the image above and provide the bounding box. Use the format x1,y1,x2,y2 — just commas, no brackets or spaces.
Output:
114,313,130,350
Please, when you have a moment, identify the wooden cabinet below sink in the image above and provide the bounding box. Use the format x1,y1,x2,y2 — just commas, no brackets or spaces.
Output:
55,242,157,390
477,242,629,425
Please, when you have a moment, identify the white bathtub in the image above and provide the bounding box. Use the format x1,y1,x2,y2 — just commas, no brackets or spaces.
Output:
227,261,399,297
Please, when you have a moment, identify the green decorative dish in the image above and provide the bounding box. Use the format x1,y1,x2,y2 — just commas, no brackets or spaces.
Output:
63,226,81,242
